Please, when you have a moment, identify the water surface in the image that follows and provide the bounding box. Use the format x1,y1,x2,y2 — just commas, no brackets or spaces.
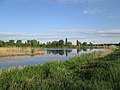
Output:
0,48,104,68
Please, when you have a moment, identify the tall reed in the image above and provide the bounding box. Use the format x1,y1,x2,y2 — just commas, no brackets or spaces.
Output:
0,47,46,57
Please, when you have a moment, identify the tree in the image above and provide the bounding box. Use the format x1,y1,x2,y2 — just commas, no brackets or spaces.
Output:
16,40,22,47
67,42,72,48
8,40,15,46
65,38,67,46
59,39,64,47
51,41,59,47
82,42,87,46
31,40,38,47
26,40,31,46
89,42,93,46
0,40,4,47
37,41,40,46
76,40,81,46
76,40,79,46
46,42,51,47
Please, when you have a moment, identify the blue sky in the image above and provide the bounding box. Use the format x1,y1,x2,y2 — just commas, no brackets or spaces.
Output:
0,0,120,44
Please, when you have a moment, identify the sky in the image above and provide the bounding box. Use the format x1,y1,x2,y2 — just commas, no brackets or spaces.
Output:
0,0,120,44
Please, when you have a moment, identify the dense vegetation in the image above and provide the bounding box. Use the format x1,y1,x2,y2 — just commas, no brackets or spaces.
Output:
0,47,120,90
0,38,119,49
0,38,92,48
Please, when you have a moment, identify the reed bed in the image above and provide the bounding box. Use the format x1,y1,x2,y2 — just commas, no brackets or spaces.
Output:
0,47,120,90
0,47,46,57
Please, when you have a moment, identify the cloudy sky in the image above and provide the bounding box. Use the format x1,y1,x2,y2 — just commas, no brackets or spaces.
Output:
0,0,120,44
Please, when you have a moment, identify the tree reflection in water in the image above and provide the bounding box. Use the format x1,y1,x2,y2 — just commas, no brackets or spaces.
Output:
47,49,72,57
46,48,95,57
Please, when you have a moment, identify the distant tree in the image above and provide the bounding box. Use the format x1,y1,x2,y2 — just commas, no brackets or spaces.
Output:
31,40,38,47
65,38,67,46
8,40,15,46
76,40,79,46
89,42,93,46
37,41,40,46
82,42,87,46
51,41,59,47
67,42,72,48
16,40,22,47
0,40,4,47
24,42,27,47
4,42,9,47
76,40,81,46
42,43,46,47
47,42,51,45
27,40,31,46
59,39,64,47
46,42,51,47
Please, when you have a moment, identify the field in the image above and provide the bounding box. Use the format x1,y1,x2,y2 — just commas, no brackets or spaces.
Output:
0,47,120,90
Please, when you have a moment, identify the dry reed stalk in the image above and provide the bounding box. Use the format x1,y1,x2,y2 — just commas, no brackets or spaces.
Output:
0,47,46,57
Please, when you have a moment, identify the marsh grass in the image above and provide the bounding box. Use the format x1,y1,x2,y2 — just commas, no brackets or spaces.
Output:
0,47,46,57
0,47,120,90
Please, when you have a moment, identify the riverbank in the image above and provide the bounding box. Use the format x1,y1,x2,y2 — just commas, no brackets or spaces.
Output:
0,45,115,57
0,47,46,57
0,47,120,89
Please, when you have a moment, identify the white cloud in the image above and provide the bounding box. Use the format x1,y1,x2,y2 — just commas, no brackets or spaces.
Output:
82,7,109,16
55,28,120,38
94,29,120,34
0,32,56,37
80,0,119,18
83,9,102,15
0,32,58,42
83,10,95,15
0,29,120,43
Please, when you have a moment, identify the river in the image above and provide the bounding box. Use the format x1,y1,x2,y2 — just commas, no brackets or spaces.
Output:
0,48,104,68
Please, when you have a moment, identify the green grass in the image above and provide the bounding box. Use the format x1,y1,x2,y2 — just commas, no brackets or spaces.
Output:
0,47,120,90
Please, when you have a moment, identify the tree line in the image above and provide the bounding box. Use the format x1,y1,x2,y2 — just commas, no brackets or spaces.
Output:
0,40,40,47
0,38,93,48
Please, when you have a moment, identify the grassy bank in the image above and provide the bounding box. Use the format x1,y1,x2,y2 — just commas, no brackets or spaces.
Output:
0,47,46,57
0,47,120,90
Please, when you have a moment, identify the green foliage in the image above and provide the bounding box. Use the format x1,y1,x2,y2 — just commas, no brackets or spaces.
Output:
76,40,81,46
26,40,31,46
65,38,67,46
66,42,72,48
0,40,4,47
59,39,64,47
8,40,15,46
0,39,41,47
31,40,38,47
16,40,22,47
46,39,73,48
82,42,87,46
0,47,120,89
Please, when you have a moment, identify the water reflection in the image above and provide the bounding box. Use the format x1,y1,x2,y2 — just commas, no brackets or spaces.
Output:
45,48,94,56
76,47,96,54
46,48,99,57
0,48,104,68
46,49,72,56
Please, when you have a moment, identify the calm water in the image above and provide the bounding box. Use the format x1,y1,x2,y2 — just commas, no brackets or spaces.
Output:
0,48,104,68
